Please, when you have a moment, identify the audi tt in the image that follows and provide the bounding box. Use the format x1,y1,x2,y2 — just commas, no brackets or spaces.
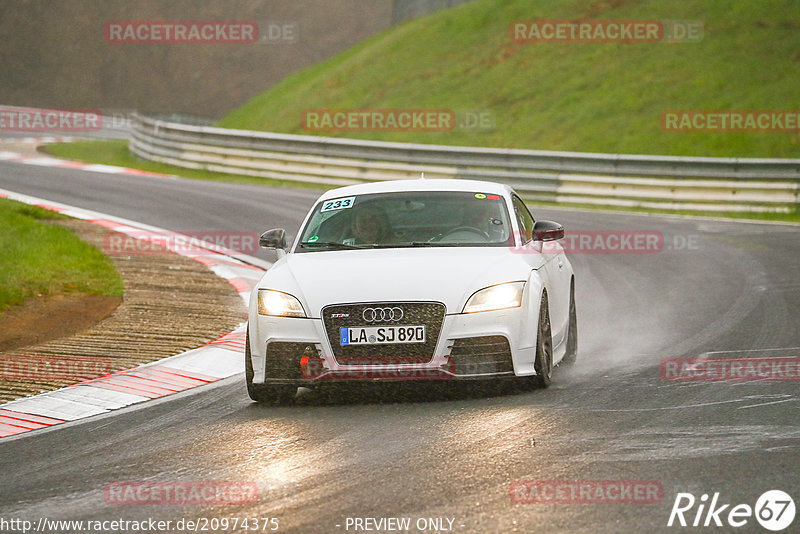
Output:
246,178,577,403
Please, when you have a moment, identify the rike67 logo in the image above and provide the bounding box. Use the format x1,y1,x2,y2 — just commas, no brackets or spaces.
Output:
668,490,795,531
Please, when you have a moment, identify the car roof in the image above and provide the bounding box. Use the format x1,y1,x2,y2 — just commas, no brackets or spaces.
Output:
317,178,515,201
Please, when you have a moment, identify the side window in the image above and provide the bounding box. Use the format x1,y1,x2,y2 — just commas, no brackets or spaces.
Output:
512,195,535,244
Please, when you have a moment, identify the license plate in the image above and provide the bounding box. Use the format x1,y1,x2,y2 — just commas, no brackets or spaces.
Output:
340,325,426,345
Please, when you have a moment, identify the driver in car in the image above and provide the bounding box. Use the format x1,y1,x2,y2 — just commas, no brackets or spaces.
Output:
346,205,393,245
459,201,505,240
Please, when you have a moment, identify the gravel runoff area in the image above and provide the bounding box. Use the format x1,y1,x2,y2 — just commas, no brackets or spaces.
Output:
0,216,248,403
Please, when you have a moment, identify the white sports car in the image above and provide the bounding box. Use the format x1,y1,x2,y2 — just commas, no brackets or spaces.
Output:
246,178,576,403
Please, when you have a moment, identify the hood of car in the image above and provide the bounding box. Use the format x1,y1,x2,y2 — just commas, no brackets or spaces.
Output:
260,247,545,317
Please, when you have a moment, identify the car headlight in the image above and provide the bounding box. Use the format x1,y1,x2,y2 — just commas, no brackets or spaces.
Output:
463,282,525,313
257,289,306,317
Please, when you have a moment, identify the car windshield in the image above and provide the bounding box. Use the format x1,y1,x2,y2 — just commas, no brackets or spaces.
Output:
296,190,513,251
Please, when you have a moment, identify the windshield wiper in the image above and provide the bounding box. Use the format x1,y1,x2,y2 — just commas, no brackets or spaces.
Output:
299,240,488,250
376,241,481,248
405,241,489,247
299,241,365,250
357,242,437,248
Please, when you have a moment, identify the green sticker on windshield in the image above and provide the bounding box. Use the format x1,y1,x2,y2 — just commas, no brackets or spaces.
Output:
308,235,319,242
474,193,486,199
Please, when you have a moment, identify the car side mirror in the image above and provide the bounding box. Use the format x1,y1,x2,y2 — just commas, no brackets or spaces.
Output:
259,228,287,250
533,220,564,242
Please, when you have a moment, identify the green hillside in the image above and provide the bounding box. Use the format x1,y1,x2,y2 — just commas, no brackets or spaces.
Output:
218,0,800,157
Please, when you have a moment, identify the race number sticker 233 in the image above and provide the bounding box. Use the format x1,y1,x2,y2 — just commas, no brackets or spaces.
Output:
320,197,355,212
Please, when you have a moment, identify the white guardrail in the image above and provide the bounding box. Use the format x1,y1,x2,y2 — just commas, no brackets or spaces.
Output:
130,113,800,212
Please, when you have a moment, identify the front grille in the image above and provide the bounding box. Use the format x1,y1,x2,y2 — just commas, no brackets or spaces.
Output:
265,342,314,379
322,302,446,364
448,336,514,376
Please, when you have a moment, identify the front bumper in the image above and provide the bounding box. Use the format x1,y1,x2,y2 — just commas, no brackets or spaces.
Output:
249,302,539,386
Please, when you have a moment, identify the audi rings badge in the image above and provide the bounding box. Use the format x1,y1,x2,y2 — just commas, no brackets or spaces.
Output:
362,307,404,322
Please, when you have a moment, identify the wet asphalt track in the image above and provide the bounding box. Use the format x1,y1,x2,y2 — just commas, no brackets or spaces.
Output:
1,160,799,533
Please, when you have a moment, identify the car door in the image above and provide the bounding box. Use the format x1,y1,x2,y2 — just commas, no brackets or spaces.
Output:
512,195,570,346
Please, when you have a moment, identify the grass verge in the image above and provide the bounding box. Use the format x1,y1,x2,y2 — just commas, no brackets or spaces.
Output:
0,197,124,313
40,140,329,190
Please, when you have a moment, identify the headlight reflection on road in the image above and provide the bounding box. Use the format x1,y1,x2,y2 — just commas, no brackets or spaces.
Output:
433,406,554,451
179,419,319,505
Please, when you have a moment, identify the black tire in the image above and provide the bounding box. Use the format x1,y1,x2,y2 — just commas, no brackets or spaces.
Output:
245,326,297,405
532,293,553,388
562,278,578,365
